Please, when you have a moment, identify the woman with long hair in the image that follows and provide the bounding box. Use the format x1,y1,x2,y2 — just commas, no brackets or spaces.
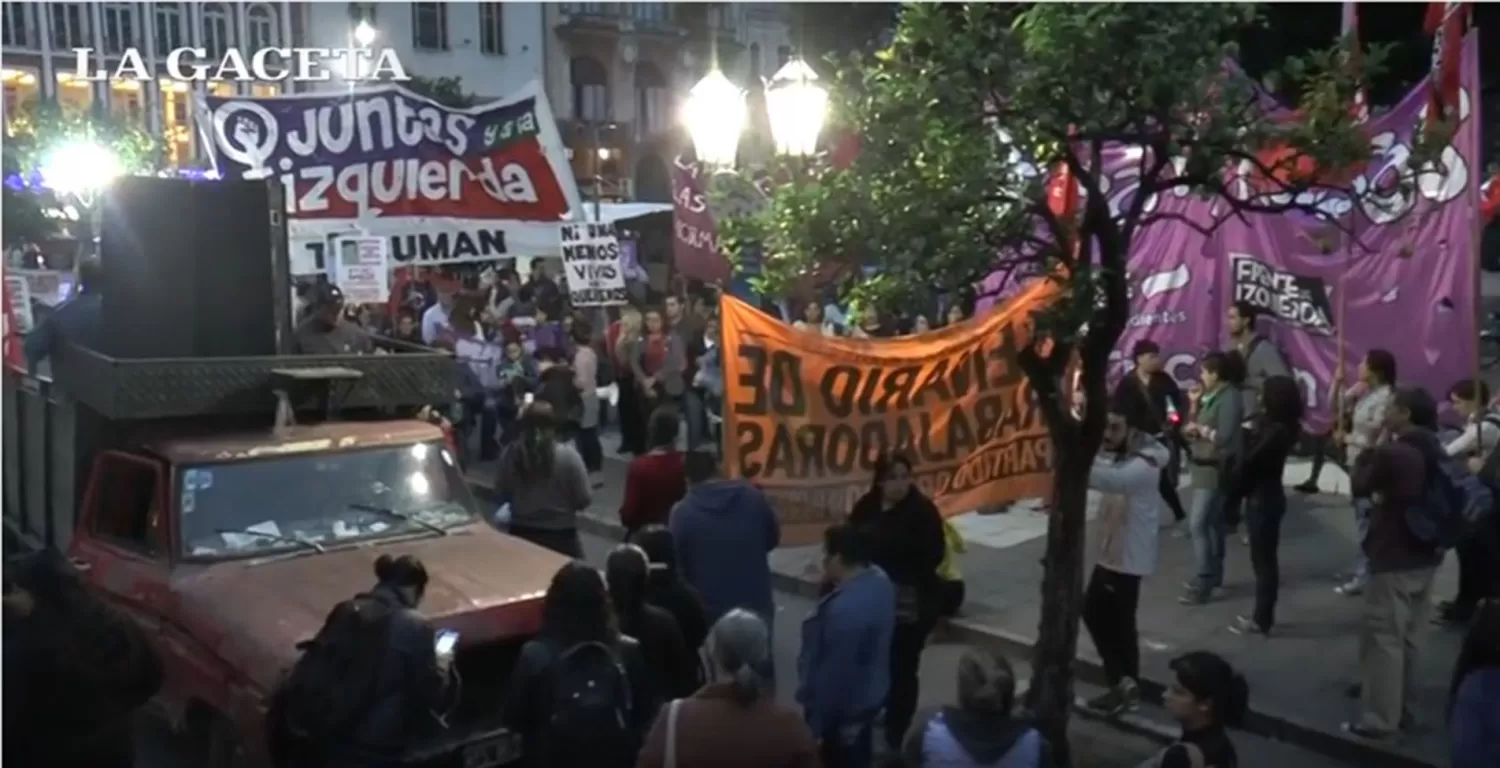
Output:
493,403,592,557
1155,651,1249,767
900,649,1049,767
633,306,686,425
1228,374,1303,636
632,524,711,656
635,610,818,768
570,316,605,487
606,545,696,699
1449,600,1500,768
505,562,655,768
847,451,946,752
613,306,647,454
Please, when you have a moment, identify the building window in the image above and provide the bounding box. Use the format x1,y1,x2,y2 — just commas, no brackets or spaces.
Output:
777,45,791,68
246,4,276,48
2,69,41,133
412,3,447,51
564,3,605,15
108,81,144,127
631,3,667,24
50,3,89,50
635,63,667,135
101,3,136,54
479,3,502,55
55,73,93,119
160,81,192,166
2,4,31,48
202,4,230,58
749,43,761,83
154,3,183,51
348,2,376,26
250,83,281,98
570,57,608,123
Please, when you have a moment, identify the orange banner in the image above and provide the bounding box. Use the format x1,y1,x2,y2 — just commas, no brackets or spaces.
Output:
719,281,1059,544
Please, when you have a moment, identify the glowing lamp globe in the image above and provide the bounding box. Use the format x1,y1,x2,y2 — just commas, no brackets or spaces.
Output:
354,21,377,47
39,140,123,199
765,58,828,158
683,68,747,169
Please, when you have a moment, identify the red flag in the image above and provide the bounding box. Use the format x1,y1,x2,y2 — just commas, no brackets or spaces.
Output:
1483,173,1500,225
1424,2,1469,127
3,269,26,373
1046,130,1079,236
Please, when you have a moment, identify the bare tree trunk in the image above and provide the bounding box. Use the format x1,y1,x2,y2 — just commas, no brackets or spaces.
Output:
1028,444,1091,768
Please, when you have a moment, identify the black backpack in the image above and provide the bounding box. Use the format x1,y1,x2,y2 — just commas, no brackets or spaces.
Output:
542,641,635,767
267,594,396,765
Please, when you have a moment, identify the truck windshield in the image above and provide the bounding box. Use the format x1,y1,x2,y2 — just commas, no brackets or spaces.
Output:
178,441,477,559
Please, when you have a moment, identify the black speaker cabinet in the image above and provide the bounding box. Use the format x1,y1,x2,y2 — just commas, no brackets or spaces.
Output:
98,177,288,359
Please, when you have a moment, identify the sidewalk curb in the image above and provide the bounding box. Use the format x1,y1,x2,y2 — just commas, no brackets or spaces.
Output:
465,477,1433,768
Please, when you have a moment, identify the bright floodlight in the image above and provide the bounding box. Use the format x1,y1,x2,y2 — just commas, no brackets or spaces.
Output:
683,68,747,169
39,140,123,199
353,20,377,47
765,57,828,158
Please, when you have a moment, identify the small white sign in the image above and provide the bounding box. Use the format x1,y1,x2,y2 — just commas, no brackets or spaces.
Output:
333,236,390,305
559,221,627,307
3,275,33,333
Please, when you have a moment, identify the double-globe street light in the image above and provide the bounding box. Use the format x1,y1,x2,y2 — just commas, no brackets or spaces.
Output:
38,139,124,262
682,56,830,169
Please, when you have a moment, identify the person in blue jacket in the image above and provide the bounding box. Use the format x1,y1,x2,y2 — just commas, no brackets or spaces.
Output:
797,523,895,768
1450,600,1500,768
670,450,780,627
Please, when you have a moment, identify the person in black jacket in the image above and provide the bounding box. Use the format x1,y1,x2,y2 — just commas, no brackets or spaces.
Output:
1226,376,1302,636
535,347,584,441
504,561,656,768
1112,340,1189,526
632,524,711,657
328,555,452,767
606,544,698,699
3,549,163,768
847,451,946,751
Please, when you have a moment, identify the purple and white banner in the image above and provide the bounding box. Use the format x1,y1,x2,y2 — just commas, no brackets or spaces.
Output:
980,34,1481,432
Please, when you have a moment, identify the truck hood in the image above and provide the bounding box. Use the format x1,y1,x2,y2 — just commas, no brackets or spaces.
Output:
171,525,567,693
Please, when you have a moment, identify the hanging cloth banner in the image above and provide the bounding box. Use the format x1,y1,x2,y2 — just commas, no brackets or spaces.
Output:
718,281,1059,544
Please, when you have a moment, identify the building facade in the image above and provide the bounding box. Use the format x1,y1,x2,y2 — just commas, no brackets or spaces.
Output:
543,2,790,203
1,1,789,201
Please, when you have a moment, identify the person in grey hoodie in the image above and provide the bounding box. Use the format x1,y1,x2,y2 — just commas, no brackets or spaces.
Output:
1180,351,1247,605
493,402,593,558
1227,301,1290,416
670,451,780,627
900,649,1052,768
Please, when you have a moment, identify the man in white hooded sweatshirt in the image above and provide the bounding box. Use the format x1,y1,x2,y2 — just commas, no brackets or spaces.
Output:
1082,400,1171,716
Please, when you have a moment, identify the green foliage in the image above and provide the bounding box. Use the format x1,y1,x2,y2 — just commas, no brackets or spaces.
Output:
2,103,159,246
405,75,480,108
718,3,1378,371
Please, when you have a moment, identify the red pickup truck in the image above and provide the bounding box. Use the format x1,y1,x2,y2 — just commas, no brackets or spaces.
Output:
3,345,568,767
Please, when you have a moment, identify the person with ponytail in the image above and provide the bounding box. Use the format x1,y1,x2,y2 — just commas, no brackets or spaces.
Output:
900,648,1051,767
635,609,818,768
493,401,593,557
607,545,697,699
1151,651,1248,768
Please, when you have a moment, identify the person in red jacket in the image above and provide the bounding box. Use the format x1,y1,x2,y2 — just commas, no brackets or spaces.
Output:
619,406,687,536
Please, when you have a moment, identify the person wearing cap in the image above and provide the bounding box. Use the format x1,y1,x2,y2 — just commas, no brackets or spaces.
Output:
292,284,374,355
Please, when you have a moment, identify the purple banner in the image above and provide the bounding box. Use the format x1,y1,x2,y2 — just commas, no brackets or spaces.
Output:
671,155,731,283
981,35,1481,432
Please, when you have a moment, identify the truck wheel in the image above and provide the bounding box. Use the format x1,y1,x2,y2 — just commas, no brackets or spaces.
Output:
204,717,249,768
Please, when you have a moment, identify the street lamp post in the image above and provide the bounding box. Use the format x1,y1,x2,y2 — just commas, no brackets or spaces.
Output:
682,55,828,168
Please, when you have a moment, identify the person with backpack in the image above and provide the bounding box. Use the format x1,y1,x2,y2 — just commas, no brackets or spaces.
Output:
1449,599,1500,768
505,561,657,768
270,555,452,768
635,609,819,768
493,402,593,557
607,544,698,699
900,648,1052,768
1343,387,1450,739
1437,379,1500,625
1146,651,1248,768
